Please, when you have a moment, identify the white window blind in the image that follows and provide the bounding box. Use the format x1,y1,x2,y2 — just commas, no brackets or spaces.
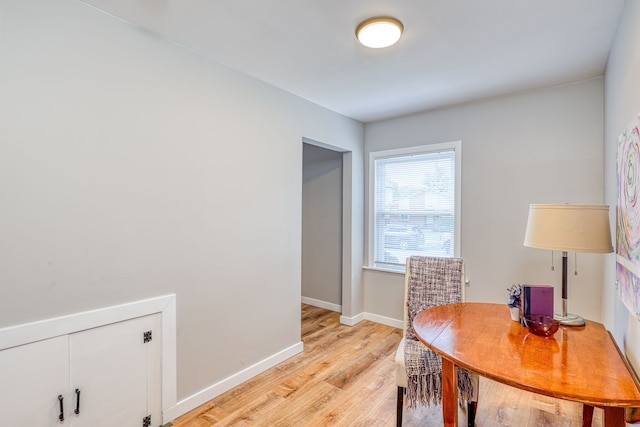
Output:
370,142,460,269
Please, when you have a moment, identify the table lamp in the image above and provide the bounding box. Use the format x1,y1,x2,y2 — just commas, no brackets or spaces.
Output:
523,204,613,326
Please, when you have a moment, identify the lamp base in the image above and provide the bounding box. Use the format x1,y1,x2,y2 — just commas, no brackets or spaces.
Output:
554,312,585,326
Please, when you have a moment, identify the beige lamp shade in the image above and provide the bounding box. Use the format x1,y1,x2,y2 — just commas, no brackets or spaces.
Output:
524,204,613,253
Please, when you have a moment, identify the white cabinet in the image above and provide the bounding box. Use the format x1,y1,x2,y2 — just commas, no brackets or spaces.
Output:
1,314,161,426
2,336,70,426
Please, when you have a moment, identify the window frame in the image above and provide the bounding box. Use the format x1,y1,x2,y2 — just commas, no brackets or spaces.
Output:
367,141,462,271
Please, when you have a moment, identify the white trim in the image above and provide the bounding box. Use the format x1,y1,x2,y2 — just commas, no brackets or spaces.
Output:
361,265,405,275
0,294,175,349
339,311,403,329
164,341,304,421
303,137,356,322
302,137,348,153
339,312,365,326
340,312,402,329
453,141,462,258
161,308,400,422
0,294,177,424
364,312,403,329
160,296,178,415
367,141,463,267
301,297,342,313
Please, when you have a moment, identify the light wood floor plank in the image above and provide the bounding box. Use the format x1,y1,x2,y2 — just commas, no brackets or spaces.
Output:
172,304,603,426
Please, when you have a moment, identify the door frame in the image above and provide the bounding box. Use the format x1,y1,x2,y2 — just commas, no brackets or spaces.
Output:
302,137,360,323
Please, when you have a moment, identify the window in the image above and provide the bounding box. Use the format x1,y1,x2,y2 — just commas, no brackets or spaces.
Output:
369,141,461,270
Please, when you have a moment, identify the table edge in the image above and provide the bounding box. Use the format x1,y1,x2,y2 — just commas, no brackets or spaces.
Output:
413,302,640,407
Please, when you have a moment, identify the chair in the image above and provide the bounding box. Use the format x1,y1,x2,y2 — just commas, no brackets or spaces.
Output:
395,256,479,426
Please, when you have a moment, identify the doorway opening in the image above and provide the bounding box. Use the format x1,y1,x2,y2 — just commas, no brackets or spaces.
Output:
302,142,343,313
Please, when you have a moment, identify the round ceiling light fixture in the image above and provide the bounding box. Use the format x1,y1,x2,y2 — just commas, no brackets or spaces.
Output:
356,17,404,48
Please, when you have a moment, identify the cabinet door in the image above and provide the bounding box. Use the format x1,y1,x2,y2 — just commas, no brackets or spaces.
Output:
0,336,70,426
69,314,161,427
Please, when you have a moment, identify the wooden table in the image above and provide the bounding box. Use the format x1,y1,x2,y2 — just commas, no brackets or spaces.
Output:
412,302,640,427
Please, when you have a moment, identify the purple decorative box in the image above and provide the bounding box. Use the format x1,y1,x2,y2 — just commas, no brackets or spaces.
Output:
522,285,554,318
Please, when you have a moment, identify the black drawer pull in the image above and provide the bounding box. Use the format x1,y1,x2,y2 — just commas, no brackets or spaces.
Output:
74,389,81,414
58,395,64,421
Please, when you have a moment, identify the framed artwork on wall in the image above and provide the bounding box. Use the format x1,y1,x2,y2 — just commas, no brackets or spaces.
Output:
617,113,640,319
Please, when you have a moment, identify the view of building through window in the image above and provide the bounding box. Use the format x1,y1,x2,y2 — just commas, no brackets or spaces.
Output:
372,145,457,269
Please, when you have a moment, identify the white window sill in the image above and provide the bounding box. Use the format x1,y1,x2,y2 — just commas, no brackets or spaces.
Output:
362,265,405,275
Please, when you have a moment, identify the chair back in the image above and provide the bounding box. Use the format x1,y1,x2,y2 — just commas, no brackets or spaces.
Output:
403,256,465,340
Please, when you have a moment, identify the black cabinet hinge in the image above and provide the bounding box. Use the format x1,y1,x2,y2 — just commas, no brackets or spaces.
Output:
143,330,152,343
143,415,151,427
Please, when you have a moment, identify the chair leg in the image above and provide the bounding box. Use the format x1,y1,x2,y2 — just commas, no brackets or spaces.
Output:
397,386,405,427
467,401,477,427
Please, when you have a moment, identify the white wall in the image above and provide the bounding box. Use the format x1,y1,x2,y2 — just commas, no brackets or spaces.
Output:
364,79,606,323
0,0,364,415
603,0,640,372
302,144,342,309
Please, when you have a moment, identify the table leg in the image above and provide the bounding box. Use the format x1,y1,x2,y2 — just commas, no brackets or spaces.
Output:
582,404,594,427
603,407,625,427
441,358,458,427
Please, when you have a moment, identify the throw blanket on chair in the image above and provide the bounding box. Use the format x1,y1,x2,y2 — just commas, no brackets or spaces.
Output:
404,256,475,408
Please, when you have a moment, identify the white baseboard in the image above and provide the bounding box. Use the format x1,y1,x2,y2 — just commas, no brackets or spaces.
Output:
164,341,304,421
300,297,401,330
301,296,341,313
339,312,365,326
163,310,401,422
364,313,403,329
339,312,402,329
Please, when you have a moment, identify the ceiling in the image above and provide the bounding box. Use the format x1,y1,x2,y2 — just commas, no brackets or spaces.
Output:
80,0,625,123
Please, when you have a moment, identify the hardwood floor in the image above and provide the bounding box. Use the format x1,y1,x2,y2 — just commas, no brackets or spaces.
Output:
171,304,602,426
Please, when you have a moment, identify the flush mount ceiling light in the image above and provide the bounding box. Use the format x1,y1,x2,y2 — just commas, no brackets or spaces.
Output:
356,17,404,48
